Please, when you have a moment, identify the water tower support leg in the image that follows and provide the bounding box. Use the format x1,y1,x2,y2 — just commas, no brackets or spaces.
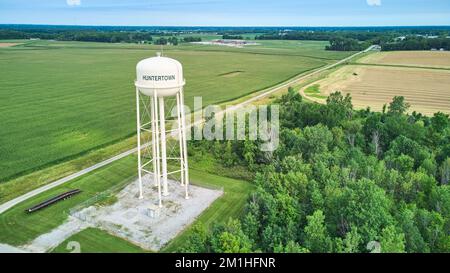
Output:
153,92,162,208
151,95,158,187
159,97,169,196
180,89,190,200
176,92,185,186
136,88,143,199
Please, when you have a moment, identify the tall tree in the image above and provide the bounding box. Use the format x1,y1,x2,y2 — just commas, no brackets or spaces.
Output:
299,125,333,161
303,210,333,252
388,96,410,115
326,92,353,127
210,219,253,253
379,225,406,253
431,112,449,134
334,228,362,253
274,241,310,253
180,223,209,253
336,179,393,244
440,158,450,185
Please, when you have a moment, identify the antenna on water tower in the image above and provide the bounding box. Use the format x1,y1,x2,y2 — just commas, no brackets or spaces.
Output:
134,53,189,207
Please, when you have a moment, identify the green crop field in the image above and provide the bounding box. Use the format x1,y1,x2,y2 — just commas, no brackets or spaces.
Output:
0,38,353,182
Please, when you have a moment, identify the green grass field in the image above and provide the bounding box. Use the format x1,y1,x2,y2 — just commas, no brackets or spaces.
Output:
51,228,148,253
304,84,327,99
0,155,137,246
50,167,253,253
0,39,352,182
0,151,253,252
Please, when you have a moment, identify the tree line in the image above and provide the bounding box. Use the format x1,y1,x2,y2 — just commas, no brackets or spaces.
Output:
255,31,383,51
154,36,202,45
2,27,449,51
326,37,368,51
381,37,450,51
255,31,388,42
255,30,450,52
0,29,202,45
222,34,244,40
0,29,154,43
183,89,450,253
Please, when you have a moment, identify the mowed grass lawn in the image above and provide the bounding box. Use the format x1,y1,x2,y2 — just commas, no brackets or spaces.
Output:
0,155,137,246
51,167,254,253
0,39,342,182
0,152,253,251
51,228,148,253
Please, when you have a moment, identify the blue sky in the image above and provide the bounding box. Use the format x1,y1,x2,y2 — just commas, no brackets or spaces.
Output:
0,0,449,26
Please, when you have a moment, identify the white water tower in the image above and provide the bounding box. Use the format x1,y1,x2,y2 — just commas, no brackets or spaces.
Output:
135,53,189,207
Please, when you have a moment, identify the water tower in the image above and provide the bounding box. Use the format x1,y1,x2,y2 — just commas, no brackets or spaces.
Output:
135,53,189,207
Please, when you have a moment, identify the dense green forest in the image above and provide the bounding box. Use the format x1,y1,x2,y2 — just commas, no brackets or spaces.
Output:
183,89,450,253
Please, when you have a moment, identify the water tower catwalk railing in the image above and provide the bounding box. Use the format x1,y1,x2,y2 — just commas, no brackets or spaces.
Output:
135,54,189,208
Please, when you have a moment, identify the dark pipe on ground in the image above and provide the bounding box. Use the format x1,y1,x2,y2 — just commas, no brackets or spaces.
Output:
25,189,82,213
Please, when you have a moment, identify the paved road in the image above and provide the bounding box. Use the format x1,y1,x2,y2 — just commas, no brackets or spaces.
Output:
0,243,25,253
0,46,373,216
0,144,147,215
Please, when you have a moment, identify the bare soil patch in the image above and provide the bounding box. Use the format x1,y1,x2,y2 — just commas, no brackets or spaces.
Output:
0,43,21,48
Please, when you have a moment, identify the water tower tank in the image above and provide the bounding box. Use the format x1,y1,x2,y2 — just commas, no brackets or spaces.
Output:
135,53,185,97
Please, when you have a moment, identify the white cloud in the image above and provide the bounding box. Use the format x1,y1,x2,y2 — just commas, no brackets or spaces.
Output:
67,0,81,6
367,0,381,6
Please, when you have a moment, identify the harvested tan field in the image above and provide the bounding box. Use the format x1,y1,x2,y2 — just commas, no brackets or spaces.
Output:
359,51,450,69
311,65,450,116
0,43,21,48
